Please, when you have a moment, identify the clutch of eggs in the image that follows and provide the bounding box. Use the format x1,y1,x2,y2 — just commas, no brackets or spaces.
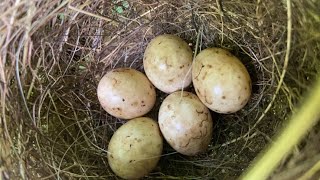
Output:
96,34,252,179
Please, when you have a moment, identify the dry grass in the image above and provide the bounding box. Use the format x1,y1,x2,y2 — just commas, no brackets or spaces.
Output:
0,0,319,179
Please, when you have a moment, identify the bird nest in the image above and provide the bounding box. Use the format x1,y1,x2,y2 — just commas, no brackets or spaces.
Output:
1,0,319,179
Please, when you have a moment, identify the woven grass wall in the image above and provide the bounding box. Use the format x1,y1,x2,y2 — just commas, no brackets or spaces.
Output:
0,0,319,179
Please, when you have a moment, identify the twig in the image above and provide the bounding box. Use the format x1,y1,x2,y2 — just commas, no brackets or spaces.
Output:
209,132,257,150
215,0,224,45
222,132,257,147
180,25,202,95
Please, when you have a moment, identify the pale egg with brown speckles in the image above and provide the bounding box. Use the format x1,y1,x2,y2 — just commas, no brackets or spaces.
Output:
158,91,213,156
97,68,156,119
107,117,163,179
143,34,193,93
192,48,252,114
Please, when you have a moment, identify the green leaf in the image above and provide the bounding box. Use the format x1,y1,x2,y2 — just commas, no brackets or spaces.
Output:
122,1,129,8
115,6,124,14
58,13,65,21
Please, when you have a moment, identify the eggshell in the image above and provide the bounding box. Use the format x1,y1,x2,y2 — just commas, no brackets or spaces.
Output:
143,34,193,93
107,117,163,179
192,48,251,113
97,68,156,119
158,91,213,156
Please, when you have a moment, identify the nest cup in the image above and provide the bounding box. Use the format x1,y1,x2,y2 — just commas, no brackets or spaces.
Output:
1,0,320,179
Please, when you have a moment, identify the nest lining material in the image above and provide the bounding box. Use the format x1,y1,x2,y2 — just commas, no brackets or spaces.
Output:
0,0,319,179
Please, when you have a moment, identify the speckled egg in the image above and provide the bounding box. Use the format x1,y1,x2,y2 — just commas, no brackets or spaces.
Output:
192,48,251,114
97,68,156,119
107,117,163,179
143,34,193,93
158,91,213,156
